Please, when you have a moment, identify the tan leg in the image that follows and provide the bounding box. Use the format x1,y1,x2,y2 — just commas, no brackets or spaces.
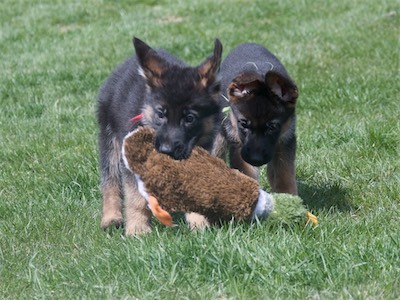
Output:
100,132,124,229
100,182,123,229
267,151,297,195
211,132,228,158
229,145,259,180
123,172,152,236
185,213,210,230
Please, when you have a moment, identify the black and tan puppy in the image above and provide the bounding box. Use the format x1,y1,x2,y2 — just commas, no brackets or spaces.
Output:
214,43,298,195
97,37,223,235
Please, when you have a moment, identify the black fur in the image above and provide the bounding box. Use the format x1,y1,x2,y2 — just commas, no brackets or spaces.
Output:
216,43,298,194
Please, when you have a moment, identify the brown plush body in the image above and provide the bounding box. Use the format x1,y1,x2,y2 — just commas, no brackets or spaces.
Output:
123,127,260,222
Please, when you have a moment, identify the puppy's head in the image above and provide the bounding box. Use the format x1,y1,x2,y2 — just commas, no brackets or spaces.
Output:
227,70,298,166
133,37,223,159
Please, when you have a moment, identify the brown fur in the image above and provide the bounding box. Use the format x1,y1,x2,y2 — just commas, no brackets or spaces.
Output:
123,128,260,222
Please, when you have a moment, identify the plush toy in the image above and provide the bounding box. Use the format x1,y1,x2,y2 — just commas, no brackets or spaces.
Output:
122,127,318,227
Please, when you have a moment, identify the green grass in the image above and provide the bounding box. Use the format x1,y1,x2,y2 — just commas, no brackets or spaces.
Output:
1,0,399,299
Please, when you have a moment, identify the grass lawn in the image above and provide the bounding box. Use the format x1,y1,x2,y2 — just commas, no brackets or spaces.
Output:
0,0,399,299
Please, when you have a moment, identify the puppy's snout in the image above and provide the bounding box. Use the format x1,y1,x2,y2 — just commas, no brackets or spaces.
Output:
158,141,186,160
158,143,173,156
242,145,271,167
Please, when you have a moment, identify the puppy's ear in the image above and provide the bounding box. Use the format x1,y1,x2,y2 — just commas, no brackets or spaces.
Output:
197,38,223,89
227,72,264,103
265,71,298,105
133,37,166,88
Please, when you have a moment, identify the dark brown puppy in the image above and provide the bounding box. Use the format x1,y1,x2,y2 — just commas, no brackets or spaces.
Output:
214,43,298,195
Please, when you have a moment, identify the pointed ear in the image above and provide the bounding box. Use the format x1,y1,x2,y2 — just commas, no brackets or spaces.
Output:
227,72,264,103
265,71,298,104
197,38,223,88
133,37,166,88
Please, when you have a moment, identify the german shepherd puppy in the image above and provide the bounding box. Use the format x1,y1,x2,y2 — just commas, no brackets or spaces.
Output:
213,43,298,195
97,37,223,235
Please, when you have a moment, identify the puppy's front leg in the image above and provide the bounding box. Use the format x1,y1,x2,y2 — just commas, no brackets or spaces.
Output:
229,145,259,180
185,213,210,230
122,170,152,236
267,143,297,195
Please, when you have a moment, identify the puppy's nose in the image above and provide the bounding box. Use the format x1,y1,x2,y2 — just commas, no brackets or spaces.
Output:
242,146,271,167
158,143,173,156
158,142,185,160
244,155,268,167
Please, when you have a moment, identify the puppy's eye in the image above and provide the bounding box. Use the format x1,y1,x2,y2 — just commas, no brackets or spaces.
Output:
156,108,166,119
238,119,250,129
184,113,196,124
266,122,280,133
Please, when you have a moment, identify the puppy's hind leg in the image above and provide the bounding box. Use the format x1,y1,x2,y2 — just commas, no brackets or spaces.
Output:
123,170,153,236
101,180,123,229
99,132,124,229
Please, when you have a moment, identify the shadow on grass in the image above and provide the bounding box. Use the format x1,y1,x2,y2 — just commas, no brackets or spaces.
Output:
298,180,355,212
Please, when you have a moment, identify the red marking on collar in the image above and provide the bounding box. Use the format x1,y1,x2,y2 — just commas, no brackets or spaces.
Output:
130,113,143,124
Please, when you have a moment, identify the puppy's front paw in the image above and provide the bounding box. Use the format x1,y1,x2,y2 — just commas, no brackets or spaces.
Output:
101,212,123,230
125,223,152,236
185,212,210,230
